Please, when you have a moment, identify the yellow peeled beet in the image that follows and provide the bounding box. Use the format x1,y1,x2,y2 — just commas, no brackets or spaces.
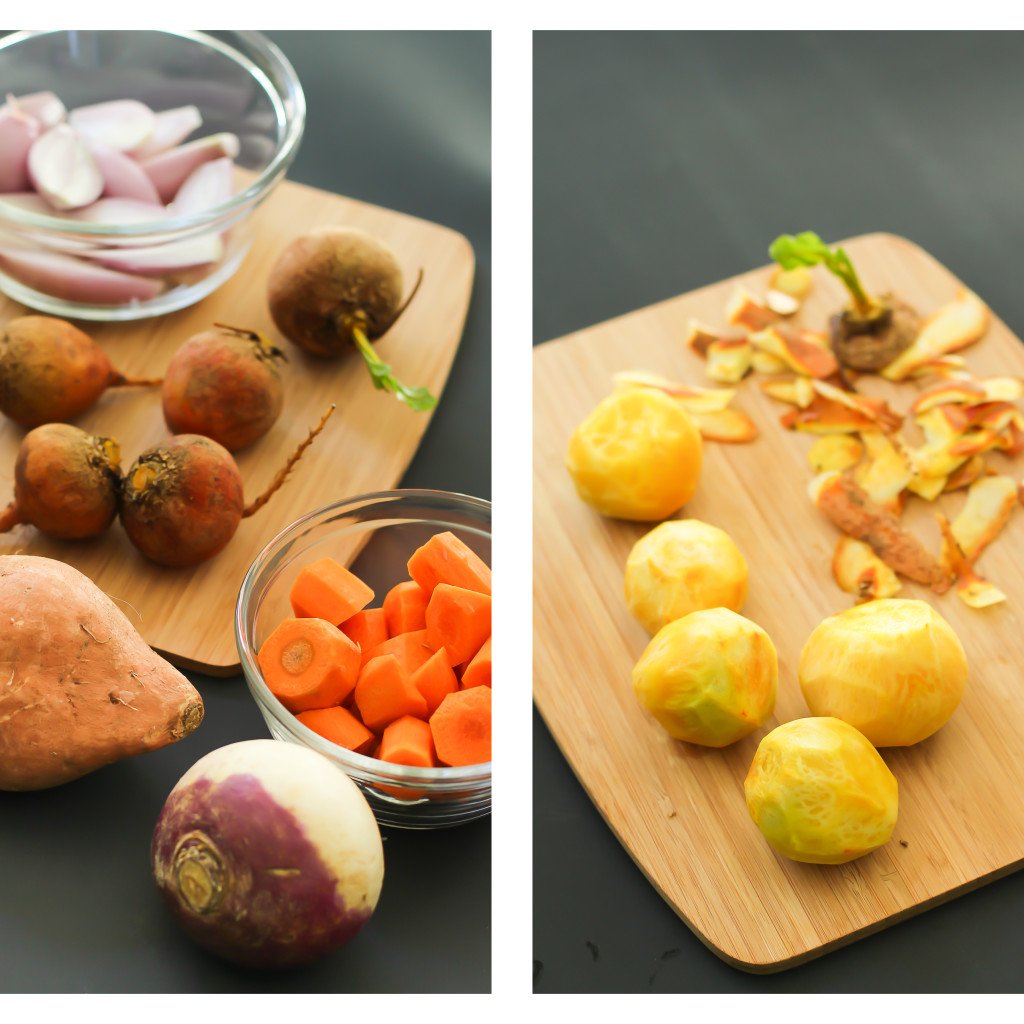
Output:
566,388,702,521
625,519,748,634
744,717,898,865
632,607,777,747
799,599,967,747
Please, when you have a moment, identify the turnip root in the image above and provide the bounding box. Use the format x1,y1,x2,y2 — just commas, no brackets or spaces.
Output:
120,406,334,567
0,554,204,790
0,316,162,427
267,226,436,411
0,424,121,540
162,324,286,451
151,739,383,968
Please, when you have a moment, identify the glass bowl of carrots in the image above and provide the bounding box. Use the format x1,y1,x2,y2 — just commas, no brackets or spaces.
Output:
0,30,304,320
236,489,492,829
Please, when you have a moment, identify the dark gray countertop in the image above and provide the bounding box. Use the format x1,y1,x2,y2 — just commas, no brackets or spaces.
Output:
533,29,1024,993
0,29,490,994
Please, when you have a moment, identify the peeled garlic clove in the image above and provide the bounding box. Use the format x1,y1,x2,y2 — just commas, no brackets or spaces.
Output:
141,133,240,203
10,91,66,128
88,142,162,205
0,106,41,192
0,245,163,303
28,125,104,211
130,105,202,160
68,99,156,152
169,156,234,216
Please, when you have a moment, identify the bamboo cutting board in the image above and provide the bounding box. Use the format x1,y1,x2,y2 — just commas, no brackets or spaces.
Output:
534,233,1024,972
0,178,474,675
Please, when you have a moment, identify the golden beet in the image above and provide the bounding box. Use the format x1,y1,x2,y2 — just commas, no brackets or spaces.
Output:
745,717,898,865
632,607,776,747
566,389,702,521
799,598,967,747
625,519,748,634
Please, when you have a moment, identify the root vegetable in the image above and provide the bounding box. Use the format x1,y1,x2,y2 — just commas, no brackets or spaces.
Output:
267,226,436,411
161,324,286,451
120,406,334,567
0,554,204,790
28,124,104,211
151,739,384,968
0,315,162,427
0,424,121,540
9,91,66,129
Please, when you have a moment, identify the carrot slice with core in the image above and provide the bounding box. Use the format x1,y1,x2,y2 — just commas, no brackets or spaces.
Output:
257,617,360,713
430,686,491,766
290,557,374,624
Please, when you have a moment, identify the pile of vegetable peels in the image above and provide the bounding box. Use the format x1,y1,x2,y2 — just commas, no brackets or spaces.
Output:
630,231,1023,611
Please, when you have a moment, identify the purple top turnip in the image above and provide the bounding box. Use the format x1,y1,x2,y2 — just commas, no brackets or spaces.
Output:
151,739,385,969
267,226,436,412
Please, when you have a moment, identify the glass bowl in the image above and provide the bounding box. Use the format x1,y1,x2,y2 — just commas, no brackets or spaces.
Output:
0,30,305,320
236,490,492,830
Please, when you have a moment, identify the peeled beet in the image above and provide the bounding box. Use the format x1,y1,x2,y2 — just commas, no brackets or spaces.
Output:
267,227,406,358
0,315,160,427
162,325,286,451
0,424,121,540
0,555,204,790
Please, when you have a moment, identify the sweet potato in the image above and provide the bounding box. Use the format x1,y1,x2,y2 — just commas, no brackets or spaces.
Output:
0,555,204,790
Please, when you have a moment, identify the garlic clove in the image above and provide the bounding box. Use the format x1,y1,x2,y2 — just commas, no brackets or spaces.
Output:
68,99,156,152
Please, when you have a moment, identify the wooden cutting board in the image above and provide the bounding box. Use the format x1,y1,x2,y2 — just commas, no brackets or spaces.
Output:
534,233,1024,973
0,178,474,675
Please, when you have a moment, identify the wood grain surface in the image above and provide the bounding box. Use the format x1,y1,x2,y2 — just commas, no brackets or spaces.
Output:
0,178,474,674
533,233,1024,972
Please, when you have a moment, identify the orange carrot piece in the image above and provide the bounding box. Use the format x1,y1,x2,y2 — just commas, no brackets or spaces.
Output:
383,579,429,635
425,584,492,666
341,608,390,665
407,531,492,598
364,629,436,676
380,715,437,768
355,654,429,732
411,647,459,716
290,557,374,625
257,617,360,713
430,686,491,766
297,705,375,754
460,637,491,689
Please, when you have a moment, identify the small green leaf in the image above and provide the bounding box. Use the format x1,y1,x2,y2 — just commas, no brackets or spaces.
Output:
352,328,438,412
